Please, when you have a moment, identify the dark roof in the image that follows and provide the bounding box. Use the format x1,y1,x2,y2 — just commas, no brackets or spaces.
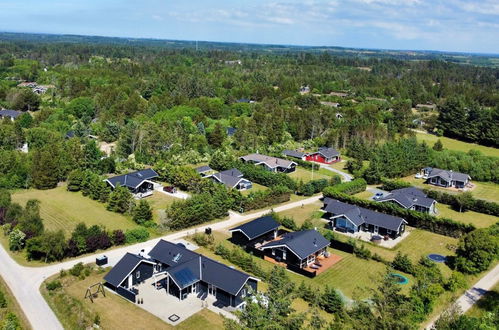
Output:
229,216,280,240
0,109,22,119
314,147,340,159
282,149,305,159
427,168,470,182
236,98,250,103
378,187,435,208
324,199,406,232
150,240,254,295
65,130,75,139
260,230,330,260
210,173,246,188
103,253,152,287
148,240,199,267
195,165,212,174
106,168,158,189
220,168,243,177
226,127,237,136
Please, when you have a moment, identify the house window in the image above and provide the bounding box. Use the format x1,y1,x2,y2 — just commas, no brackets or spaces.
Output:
272,249,275,256
136,270,140,278
241,289,246,298
387,229,392,234
282,250,287,260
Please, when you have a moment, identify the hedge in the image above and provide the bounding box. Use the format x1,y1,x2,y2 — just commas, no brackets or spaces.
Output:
322,178,367,196
238,163,297,190
297,179,329,196
325,190,474,238
379,178,411,191
424,189,499,217
242,185,291,211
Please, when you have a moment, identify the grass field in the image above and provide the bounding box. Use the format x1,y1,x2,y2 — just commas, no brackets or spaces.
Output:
401,176,499,203
415,132,499,158
41,268,224,330
437,204,497,229
0,275,31,329
241,183,268,196
144,192,177,222
288,167,331,182
12,185,139,234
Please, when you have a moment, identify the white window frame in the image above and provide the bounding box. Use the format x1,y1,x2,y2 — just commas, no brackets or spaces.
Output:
282,249,287,260
136,270,140,278
241,288,246,298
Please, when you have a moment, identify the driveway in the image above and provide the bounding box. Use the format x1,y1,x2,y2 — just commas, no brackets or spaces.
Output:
0,194,322,330
318,162,353,182
366,187,389,201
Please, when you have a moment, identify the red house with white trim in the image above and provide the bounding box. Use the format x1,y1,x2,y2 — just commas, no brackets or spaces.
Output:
305,147,340,164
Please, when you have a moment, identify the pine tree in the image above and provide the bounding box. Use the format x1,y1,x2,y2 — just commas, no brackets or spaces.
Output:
133,200,152,224
107,185,133,213
433,139,444,151
31,146,60,189
320,286,343,314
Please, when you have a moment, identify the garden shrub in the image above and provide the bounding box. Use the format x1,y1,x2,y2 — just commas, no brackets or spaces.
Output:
124,228,150,244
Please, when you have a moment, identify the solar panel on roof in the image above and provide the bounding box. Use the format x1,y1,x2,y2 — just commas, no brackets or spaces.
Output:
172,268,198,288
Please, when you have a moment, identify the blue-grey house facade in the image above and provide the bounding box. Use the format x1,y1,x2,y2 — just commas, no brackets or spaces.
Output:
105,168,159,196
104,240,258,308
323,198,407,239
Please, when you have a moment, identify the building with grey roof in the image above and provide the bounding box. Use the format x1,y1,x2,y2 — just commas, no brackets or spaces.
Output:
105,168,159,197
229,215,280,247
207,168,252,190
282,149,306,160
0,109,23,121
323,199,407,239
105,240,258,308
422,167,471,189
240,153,297,173
377,187,437,214
305,147,340,164
259,230,330,270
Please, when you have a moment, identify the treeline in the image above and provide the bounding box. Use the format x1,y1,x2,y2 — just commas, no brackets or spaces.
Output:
323,179,475,237
362,137,499,183
437,97,499,147
0,190,149,262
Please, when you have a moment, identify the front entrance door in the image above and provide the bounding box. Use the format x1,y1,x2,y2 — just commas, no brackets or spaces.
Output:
374,226,379,234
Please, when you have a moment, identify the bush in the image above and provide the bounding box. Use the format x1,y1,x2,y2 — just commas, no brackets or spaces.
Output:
214,244,267,279
353,243,371,259
323,178,367,196
238,162,297,190
444,272,467,292
112,229,125,245
0,290,6,308
392,252,414,274
192,232,214,247
242,185,291,211
69,262,85,277
455,229,498,274
296,179,329,196
132,200,152,224
46,280,62,291
3,312,21,330
125,228,150,244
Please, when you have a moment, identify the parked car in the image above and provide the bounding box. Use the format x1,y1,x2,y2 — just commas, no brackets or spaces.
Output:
163,186,177,193
373,192,384,200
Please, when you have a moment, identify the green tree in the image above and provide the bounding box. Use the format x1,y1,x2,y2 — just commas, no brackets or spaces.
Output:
320,286,343,314
8,229,26,251
31,146,61,189
133,200,152,224
455,229,498,274
433,139,444,151
392,251,414,274
107,185,134,213
207,123,226,148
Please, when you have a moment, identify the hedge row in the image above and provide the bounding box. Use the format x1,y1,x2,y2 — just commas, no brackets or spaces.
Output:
379,178,411,191
238,163,297,190
322,178,367,196
296,179,329,196
325,190,474,238
424,189,499,217
242,186,291,212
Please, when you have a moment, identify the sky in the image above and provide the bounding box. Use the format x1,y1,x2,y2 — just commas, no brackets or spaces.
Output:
1,0,498,54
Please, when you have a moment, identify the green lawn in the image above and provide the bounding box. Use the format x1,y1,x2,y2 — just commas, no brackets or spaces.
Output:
144,192,177,222
11,185,138,235
241,183,268,196
401,176,499,203
288,167,331,182
276,200,325,227
415,132,499,157
437,204,497,229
